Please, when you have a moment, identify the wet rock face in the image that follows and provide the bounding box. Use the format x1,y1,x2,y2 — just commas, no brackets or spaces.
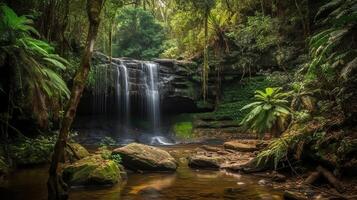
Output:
80,52,202,115
112,143,177,172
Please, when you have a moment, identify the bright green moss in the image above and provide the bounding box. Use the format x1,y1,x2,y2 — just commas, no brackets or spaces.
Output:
173,122,193,139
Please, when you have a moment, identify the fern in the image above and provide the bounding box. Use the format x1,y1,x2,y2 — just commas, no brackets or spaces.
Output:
306,0,357,83
256,131,326,169
0,4,69,126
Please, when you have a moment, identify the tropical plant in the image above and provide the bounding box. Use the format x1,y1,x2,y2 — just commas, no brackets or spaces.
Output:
0,4,70,128
240,87,291,137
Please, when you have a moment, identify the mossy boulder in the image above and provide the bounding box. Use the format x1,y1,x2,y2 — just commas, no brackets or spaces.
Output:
62,155,122,186
112,143,177,172
65,143,90,162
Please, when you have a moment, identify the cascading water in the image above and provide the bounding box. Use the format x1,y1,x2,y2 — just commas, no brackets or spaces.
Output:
93,64,109,114
87,54,173,145
144,62,160,133
114,62,130,133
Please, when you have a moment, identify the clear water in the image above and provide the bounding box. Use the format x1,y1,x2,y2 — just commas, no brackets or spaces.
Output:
1,145,283,200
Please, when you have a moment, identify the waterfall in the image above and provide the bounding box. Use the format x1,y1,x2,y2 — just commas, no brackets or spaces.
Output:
91,56,161,135
144,62,160,133
114,62,130,133
93,64,108,114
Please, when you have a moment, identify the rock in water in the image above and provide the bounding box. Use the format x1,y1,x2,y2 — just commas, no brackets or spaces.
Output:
223,141,258,152
188,154,224,169
62,155,122,186
112,143,177,172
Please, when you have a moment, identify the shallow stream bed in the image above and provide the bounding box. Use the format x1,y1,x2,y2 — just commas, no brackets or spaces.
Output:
1,145,283,200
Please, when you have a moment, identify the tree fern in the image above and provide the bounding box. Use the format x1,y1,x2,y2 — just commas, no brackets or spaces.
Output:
0,4,69,127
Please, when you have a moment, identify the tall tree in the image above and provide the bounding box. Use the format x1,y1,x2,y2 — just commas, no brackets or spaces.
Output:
175,0,215,101
47,0,105,199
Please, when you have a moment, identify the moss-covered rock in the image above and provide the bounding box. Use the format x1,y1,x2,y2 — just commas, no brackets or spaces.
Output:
66,143,90,162
62,154,122,186
112,143,177,172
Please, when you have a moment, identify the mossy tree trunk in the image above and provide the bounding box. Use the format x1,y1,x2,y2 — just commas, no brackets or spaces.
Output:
47,0,104,199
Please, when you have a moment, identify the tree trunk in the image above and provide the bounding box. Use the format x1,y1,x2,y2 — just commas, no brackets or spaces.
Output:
108,19,113,63
47,1,104,200
202,8,209,102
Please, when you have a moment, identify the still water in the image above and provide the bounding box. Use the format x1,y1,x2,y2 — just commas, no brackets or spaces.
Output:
1,145,283,200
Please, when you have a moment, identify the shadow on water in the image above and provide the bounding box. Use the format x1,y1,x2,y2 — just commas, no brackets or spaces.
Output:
1,145,283,200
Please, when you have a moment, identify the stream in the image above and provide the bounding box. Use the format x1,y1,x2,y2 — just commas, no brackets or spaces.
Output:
1,145,283,200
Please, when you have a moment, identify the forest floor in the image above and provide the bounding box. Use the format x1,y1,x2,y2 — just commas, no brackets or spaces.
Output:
184,139,357,200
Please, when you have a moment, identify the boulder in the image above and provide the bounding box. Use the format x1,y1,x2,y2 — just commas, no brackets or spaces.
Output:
188,154,224,169
112,143,177,172
65,143,90,162
223,141,258,152
62,155,122,186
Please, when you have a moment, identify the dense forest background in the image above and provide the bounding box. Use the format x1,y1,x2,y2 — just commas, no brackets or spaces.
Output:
0,0,356,199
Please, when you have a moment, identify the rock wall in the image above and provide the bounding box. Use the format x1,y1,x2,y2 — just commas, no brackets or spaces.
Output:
77,52,205,115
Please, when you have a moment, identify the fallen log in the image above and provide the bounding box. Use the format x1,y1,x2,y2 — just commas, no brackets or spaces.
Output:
316,165,344,193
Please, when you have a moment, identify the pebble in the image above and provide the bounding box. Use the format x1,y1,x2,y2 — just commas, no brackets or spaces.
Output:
258,179,267,185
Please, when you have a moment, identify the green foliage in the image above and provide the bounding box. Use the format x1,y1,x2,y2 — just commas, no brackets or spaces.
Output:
213,75,286,120
257,131,326,169
229,13,279,51
97,146,121,164
110,153,122,164
113,7,165,59
0,4,69,126
240,87,291,137
173,122,193,139
97,146,112,160
294,110,311,123
304,0,357,91
99,136,116,147
9,135,56,165
226,12,279,70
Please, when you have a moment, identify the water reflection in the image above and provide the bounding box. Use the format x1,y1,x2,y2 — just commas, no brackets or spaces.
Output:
128,175,176,195
1,145,284,200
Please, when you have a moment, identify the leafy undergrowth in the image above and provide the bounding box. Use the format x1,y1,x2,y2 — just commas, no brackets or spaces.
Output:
211,73,290,121
9,136,57,165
